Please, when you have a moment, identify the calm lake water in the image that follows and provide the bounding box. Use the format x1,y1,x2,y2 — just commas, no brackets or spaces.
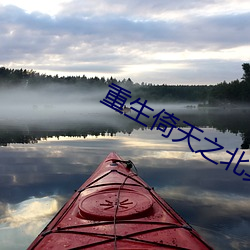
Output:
0,102,250,249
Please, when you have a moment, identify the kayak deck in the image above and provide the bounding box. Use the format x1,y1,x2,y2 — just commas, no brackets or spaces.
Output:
28,152,213,249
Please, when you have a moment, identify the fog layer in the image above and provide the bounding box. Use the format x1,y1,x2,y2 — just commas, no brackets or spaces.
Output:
0,85,113,124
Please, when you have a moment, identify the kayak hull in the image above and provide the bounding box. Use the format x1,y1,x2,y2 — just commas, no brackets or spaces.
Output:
28,152,213,249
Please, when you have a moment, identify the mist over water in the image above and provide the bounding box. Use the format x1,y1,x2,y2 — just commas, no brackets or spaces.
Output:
0,84,199,130
0,85,112,124
0,84,250,149
0,85,197,113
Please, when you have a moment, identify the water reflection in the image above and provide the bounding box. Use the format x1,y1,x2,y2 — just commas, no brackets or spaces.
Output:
1,196,59,228
0,112,250,249
0,107,250,149
0,196,62,250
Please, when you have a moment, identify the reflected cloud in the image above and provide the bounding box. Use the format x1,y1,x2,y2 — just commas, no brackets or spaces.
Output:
157,186,250,216
0,196,59,230
0,196,63,250
156,186,250,249
0,121,249,249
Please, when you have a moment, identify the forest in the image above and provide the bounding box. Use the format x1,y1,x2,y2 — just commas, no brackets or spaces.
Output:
0,63,249,105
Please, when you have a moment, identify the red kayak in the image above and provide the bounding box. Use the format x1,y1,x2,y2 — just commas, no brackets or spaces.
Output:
28,152,213,249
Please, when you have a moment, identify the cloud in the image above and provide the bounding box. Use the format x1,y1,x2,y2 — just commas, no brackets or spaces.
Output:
4,5,247,49
0,196,61,249
58,0,239,19
2,6,248,51
0,196,59,228
0,1,250,84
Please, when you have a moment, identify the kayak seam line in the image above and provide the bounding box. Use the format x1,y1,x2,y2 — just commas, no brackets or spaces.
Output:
147,190,213,249
56,225,191,250
78,169,151,193
83,170,114,189
56,220,182,230
81,182,142,190
148,189,186,225
54,225,192,235
29,190,82,249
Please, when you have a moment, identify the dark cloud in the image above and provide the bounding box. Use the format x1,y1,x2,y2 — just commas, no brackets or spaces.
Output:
0,1,249,84
1,4,249,48
185,13,250,49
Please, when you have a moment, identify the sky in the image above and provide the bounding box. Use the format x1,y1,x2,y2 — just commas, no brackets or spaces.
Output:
0,0,250,85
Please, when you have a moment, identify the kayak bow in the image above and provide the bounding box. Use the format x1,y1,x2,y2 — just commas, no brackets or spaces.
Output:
28,152,213,249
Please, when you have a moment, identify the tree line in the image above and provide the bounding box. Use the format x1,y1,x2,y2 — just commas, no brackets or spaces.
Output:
0,63,249,104
208,63,250,105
